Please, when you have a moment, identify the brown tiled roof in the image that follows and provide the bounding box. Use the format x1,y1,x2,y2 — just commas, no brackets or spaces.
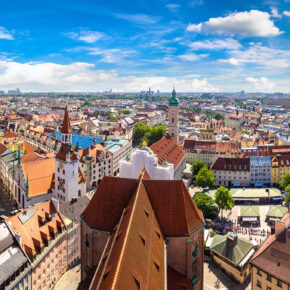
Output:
250,214,290,284
150,135,186,169
210,157,250,172
0,143,8,155
22,157,55,197
81,177,204,237
61,107,72,134
81,144,112,162
271,155,290,167
89,180,165,290
6,201,66,261
183,140,241,154
56,144,74,161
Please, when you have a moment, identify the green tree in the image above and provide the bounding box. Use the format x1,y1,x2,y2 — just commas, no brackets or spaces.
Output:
205,110,214,118
213,113,224,121
214,186,234,218
194,166,216,188
279,173,290,190
119,110,131,115
133,123,150,146
145,125,166,146
109,116,117,121
284,186,290,205
194,192,217,218
192,160,205,175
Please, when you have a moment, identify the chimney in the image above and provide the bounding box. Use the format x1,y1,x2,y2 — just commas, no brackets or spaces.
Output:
275,221,286,237
52,198,59,212
15,232,22,245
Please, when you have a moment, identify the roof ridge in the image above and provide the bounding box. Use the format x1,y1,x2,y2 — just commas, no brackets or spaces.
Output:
111,178,143,290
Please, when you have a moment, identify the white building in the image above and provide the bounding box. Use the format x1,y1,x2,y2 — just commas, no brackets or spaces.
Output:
119,146,174,179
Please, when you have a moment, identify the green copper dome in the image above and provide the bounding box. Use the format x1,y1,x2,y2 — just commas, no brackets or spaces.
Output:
169,87,179,107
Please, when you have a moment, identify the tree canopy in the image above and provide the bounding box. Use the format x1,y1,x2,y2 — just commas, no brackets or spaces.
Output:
192,160,205,175
279,173,290,190
194,166,216,188
214,186,234,218
133,123,150,146
284,185,290,205
194,192,217,218
132,123,166,147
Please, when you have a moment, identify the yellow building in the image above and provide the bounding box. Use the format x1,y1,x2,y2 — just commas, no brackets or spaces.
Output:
250,215,290,290
271,155,290,185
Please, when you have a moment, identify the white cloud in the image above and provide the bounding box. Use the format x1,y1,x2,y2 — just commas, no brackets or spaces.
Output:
0,60,219,92
186,10,282,37
271,7,281,18
87,48,136,63
165,3,180,12
0,27,14,40
65,30,104,43
218,58,240,66
114,13,160,25
245,77,274,91
187,38,241,50
177,53,207,61
283,11,290,17
218,44,290,68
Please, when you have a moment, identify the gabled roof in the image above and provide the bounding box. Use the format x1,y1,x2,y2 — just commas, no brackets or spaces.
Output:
266,206,288,218
210,157,250,171
150,135,185,169
211,234,254,266
61,107,72,134
250,214,290,284
81,176,204,237
239,206,260,217
6,201,66,261
21,157,55,197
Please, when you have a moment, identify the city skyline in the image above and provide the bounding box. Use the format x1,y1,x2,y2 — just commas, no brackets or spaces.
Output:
1,0,290,92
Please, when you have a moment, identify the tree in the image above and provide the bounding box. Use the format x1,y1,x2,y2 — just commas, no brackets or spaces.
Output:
194,192,217,218
214,113,224,121
145,125,166,146
119,110,131,115
192,160,205,175
109,116,117,121
279,173,290,190
284,189,290,206
133,123,150,146
194,166,216,189
214,186,234,218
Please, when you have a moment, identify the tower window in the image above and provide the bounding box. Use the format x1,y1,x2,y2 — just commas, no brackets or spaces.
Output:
172,118,174,122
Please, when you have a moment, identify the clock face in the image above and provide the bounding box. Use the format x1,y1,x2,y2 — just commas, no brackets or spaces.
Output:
59,162,63,169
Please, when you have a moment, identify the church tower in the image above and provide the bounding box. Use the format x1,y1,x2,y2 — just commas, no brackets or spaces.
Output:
54,107,79,202
168,87,179,143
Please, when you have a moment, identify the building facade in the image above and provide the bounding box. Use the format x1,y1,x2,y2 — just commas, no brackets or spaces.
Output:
119,146,174,179
211,157,250,187
271,155,290,185
6,199,68,290
250,156,271,187
80,176,204,289
250,213,290,290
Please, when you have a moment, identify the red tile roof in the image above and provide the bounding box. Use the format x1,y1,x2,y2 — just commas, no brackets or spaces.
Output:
81,176,204,237
250,214,290,284
61,107,72,134
150,135,185,169
210,157,250,171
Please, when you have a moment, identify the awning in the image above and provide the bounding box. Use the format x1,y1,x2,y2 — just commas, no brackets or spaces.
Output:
272,197,282,200
269,217,280,222
233,183,240,187
254,183,264,187
252,198,260,201
242,217,258,222
234,197,253,201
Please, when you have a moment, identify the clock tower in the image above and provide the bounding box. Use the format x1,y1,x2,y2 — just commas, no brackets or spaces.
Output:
54,107,80,202
168,87,179,144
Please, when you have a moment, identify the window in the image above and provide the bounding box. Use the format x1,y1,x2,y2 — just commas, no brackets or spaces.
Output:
266,274,272,282
140,234,146,246
154,261,160,271
277,280,282,287
144,209,149,218
257,268,261,276
266,287,272,290
256,280,261,288
133,275,141,289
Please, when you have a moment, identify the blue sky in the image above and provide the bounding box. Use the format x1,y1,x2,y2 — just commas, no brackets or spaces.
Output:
1,0,290,92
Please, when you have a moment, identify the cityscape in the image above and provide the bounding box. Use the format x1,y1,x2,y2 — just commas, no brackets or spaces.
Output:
0,1,290,290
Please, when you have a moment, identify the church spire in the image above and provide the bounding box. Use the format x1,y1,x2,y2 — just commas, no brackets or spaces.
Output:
61,106,72,134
